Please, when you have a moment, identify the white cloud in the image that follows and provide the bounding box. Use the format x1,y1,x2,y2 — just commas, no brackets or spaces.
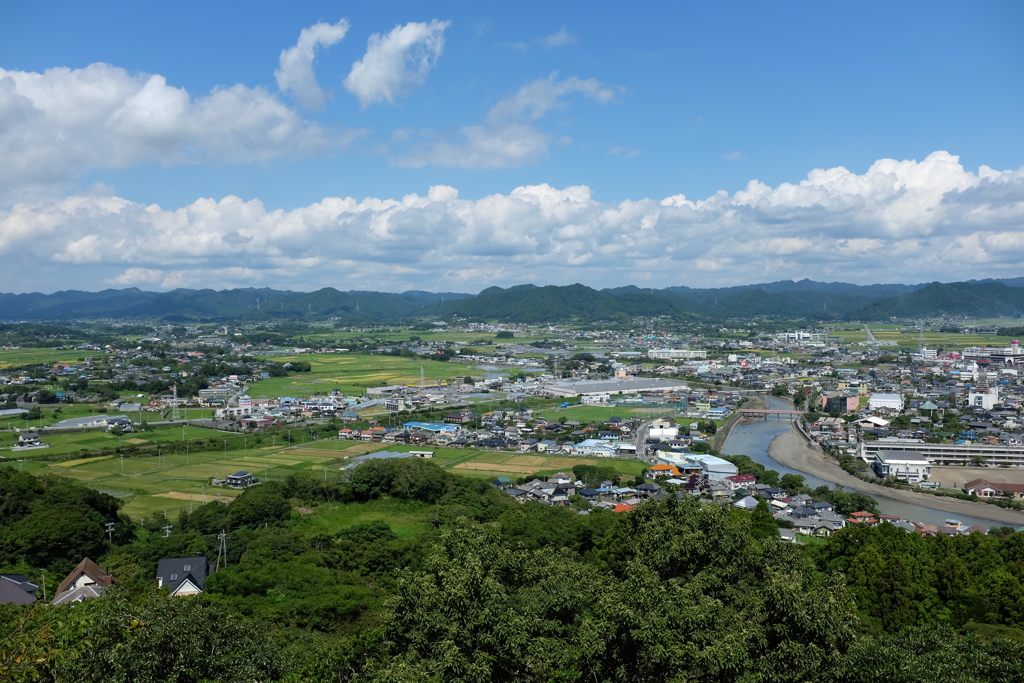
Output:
723,150,741,160
541,27,575,48
393,74,619,168
275,19,350,110
0,63,355,200
3,152,1023,292
344,20,450,107
609,145,640,158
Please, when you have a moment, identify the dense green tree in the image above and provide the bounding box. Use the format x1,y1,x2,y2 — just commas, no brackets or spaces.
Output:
228,483,292,529
750,498,779,540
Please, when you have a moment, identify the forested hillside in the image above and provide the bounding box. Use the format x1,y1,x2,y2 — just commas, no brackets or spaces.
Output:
2,461,1024,681
7,278,1024,323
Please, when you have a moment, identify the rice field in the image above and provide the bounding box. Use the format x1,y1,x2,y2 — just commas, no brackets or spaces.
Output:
24,440,356,519
0,348,90,369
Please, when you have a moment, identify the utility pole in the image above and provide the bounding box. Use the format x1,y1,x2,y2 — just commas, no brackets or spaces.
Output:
162,525,172,538
40,569,46,602
105,521,115,543
216,529,227,570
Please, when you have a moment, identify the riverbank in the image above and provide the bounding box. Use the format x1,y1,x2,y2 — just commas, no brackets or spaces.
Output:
711,396,767,452
767,429,1024,526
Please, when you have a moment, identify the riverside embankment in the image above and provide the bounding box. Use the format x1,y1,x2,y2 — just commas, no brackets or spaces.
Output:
722,395,1024,528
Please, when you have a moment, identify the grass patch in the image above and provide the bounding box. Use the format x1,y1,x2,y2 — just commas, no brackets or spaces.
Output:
535,404,679,424
55,455,114,467
247,353,468,398
299,498,435,540
0,348,89,369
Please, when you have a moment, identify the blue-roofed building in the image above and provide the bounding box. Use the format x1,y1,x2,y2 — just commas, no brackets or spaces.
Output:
402,421,458,434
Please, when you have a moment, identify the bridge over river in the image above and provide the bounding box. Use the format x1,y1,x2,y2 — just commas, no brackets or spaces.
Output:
738,409,804,421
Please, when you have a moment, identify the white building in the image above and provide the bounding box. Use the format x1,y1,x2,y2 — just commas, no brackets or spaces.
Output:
648,418,679,440
647,349,707,360
569,439,618,457
868,393,904,412
968,386,999,410
686,454,738,481
873,450,931,484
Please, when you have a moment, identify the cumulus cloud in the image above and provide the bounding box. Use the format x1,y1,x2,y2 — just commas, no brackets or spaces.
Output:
344,20,450,107
2,152,1022,292
275,19,350,110
0,63,355,199
393,73,619,168
540,27,575,48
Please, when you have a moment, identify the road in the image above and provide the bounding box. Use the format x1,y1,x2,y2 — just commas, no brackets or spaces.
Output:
864,325,878,343
634,419,659,463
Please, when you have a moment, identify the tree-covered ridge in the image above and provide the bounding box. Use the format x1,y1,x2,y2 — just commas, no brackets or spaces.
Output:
7,278,1024,323
0,287,472,322
2,462,1024,681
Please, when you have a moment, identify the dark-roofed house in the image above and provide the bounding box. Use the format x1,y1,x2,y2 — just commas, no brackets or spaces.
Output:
636,483,662,499
226,471,257,489
52,558,113,605
0,574,38,605
157,557,210,596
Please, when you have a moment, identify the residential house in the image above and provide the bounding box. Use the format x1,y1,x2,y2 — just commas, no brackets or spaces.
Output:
156,557,210,596
0,574,38,605
733,495,760,511
52,558,113,605
225,471,257,489
548,472,573,486
723,474,756,491
636,483,662,499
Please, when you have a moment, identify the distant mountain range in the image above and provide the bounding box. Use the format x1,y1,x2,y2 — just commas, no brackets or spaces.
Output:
2,278,1024,323
0,287,472,323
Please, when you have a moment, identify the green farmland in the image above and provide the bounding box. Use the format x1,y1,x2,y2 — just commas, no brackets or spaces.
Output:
0,347,90,369
3,435,650,519
249,353,470,397
1,440,363,519
828,323,1022,351
535,404,680,424
0,424,232,455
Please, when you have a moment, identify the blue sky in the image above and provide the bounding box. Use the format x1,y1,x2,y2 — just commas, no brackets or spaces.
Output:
1,0,1023,294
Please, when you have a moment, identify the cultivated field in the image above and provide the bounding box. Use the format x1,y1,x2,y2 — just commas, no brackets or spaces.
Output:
447,450,646,481
830,323,1021,350
1,439,368,519
248,353,469,398
535,404,679,423
0,348,90,369
0,424,233,455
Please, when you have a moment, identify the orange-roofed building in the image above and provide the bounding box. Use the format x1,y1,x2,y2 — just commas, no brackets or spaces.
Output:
649,464,681,478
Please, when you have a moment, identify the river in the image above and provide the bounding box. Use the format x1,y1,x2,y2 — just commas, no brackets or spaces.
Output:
721,396,1010,528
